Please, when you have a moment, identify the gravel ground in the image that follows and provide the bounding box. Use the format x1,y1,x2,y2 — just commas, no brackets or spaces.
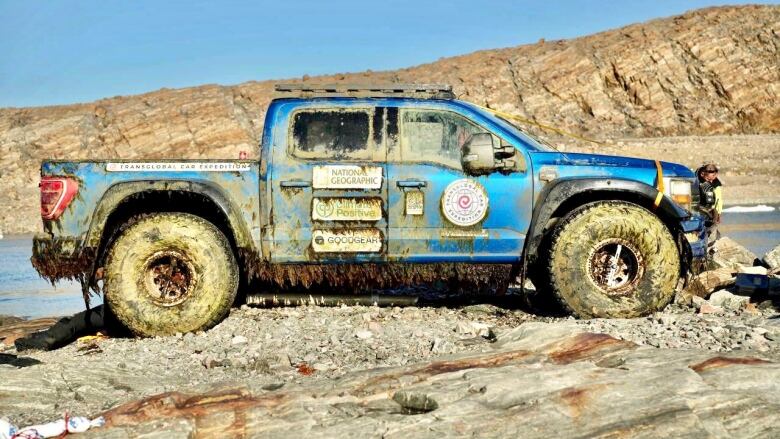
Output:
583,303,780,358
2,288,779,426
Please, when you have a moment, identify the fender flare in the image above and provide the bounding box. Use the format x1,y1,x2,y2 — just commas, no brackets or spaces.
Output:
523,177,688,264
84,180,254,249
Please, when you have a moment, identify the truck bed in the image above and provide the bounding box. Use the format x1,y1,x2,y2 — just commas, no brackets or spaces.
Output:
32,159,261,283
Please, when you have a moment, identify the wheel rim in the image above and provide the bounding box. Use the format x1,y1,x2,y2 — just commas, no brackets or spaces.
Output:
143,250,196,306
586,238,645,296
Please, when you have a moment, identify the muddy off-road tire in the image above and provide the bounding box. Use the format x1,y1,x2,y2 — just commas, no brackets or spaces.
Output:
104,213,238,336
546,201,680,318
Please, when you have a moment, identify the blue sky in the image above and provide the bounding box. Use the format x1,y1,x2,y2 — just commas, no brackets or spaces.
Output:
0,0,774,108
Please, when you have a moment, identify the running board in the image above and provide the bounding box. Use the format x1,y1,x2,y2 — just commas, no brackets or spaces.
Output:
245,293,419,308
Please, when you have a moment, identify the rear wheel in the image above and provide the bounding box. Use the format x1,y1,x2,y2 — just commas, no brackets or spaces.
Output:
104,213,238,336
546,201,680,318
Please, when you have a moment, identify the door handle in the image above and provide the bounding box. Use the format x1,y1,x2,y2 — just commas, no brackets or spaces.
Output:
396,180,427,188
280,180,311,188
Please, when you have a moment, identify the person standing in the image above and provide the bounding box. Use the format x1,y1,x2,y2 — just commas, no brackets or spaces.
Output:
696,163,723,252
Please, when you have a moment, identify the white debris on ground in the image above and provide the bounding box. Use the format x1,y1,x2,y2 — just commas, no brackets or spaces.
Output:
0,416,104,439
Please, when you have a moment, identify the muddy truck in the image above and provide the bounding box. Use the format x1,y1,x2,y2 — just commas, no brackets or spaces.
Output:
31,84,707,336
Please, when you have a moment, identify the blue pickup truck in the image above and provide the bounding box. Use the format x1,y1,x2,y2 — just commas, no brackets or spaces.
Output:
31,84,706,336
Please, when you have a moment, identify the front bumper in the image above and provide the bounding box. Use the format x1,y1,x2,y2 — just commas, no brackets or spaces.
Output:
680,215,707,274
31,234,94,283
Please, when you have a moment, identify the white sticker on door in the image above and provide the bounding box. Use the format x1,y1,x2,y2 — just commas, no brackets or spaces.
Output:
312,198,382,221
441,179,489,227
312,165,382,189
312,229,383,253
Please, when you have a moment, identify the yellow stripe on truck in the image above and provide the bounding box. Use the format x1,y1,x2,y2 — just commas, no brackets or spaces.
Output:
654,160,664,208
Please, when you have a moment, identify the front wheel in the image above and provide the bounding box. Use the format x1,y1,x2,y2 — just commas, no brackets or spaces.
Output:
104,213,238,336
546,201,680,318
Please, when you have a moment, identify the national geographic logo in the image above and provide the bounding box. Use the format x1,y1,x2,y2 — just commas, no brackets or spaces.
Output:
327,167,381,186
313,165,383,189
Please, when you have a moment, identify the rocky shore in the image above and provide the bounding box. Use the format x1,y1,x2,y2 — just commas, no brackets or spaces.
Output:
1,240,779,436
1,290,779,436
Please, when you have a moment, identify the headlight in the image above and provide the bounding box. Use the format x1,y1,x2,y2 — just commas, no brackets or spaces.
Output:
663,177,693,211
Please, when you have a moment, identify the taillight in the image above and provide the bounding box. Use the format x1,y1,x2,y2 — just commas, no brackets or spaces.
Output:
40,177,79,220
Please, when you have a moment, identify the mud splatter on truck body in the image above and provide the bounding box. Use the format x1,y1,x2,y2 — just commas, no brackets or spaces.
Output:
32,160,262,281
31,84,708,333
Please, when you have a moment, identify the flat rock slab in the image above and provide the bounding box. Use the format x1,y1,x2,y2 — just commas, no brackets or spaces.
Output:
712,237,759,270
30,322,773,438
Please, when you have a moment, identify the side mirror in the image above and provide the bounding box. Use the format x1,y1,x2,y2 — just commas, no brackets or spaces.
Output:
462,133,517,175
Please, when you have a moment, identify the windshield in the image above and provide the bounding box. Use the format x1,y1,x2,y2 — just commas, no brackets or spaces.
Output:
463,102,558,152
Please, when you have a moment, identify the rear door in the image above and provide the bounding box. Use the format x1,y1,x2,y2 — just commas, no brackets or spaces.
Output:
270,104,388,263
386,105,532,262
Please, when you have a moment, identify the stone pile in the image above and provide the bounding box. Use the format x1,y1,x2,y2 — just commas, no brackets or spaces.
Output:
680,239,780,316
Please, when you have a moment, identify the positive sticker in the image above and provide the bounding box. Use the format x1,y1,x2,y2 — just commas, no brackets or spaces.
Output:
312,198,382,221
441,179,489,227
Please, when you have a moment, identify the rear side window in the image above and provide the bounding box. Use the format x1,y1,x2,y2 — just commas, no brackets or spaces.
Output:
291,109,379,160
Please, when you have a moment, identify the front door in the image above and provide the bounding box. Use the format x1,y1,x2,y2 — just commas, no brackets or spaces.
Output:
271,105,388,263
386,106,532,263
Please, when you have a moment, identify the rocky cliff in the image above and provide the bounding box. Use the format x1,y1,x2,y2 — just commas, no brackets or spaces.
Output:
1,5,778,234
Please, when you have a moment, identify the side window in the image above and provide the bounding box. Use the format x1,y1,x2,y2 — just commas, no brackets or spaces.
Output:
400,109,488,169
291,109,380,160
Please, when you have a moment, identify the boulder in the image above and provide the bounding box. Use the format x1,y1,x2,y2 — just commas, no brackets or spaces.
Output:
698,303,724,314
707,290,749,312
690,295,707,311
764,244,780,271
711,237,758,270
454,321,493,338
683,267,736,297
738,266,768,275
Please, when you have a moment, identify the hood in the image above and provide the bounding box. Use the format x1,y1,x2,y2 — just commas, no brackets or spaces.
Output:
558,152,694,178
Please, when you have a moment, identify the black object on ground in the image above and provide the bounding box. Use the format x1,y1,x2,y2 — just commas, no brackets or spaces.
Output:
14,305,105,351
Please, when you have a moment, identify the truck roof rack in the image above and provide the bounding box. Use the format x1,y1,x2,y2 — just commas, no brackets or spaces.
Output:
273,83,454,99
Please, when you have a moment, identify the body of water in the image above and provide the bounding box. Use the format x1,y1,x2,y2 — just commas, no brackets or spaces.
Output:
0,235,98,318
719,206,780,257
1,206,778,318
